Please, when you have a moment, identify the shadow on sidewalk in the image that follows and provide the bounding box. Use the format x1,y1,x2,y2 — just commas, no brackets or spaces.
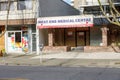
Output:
111,45,120,53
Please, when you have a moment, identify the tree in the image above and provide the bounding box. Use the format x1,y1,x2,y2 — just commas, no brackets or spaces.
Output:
98,0,120,26
0,0,11,37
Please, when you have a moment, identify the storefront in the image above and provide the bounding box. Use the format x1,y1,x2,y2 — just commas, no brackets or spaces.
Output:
5,25,36,54
36,15,93,54
53,27,90,47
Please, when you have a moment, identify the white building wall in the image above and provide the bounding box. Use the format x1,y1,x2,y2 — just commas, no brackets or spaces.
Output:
0,0,37,20
86,0,108,5
72,0,109,9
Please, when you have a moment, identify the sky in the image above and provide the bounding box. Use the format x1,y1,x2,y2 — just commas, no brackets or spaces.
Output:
63,0,71,4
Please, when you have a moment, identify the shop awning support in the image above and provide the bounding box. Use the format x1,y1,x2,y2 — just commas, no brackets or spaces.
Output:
48,29,54,46
36,26,40,55
101,26,109,46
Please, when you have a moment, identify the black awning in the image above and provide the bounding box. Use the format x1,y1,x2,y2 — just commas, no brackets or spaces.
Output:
94,17,110,26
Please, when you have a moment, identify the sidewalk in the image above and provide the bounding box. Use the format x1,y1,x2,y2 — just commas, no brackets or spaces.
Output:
32,52,120,59
0,52,120,68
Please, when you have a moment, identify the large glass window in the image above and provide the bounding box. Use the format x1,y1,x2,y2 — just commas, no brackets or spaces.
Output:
10,2,14,10
0,2,7,11
0,2,14,11
17,0,32,10
90,27,102,46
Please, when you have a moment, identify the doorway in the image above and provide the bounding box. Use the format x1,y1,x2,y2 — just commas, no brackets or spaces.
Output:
76,31,86,46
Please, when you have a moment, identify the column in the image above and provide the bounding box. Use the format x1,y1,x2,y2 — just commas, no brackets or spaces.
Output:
101,27,108,47
48,29,54,46
28,26,32,54
36,27,40,55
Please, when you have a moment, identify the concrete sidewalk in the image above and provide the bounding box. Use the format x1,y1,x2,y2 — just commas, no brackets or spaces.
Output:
0,52,120,68
32,52,120,59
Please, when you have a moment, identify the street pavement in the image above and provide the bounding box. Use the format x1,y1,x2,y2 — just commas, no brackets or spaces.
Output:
0,51,120,68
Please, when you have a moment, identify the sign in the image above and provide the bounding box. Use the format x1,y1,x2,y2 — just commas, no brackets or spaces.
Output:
37,15,93,29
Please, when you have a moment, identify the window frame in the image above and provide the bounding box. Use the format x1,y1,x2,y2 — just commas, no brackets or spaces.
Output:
0,1,15,11
17,0,33,10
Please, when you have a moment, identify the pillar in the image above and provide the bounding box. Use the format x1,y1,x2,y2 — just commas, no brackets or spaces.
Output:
36,27,40,55
28,26,32,54
101,27,108,47
48,29,54,46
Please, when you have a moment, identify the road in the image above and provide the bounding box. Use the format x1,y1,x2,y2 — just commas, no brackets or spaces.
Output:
0,65,120,80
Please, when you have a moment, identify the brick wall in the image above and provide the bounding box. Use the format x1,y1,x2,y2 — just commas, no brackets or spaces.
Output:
84,46,115,52
43,46,71,52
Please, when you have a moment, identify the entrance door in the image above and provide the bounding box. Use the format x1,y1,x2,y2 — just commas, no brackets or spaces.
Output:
65,28,76,47
76,32,86,46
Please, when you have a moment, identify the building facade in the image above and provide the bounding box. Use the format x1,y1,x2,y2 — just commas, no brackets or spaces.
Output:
0,0,37,54
73,0,120,52
36,0,80,54
1,0,119,54
36,15,93,54
0,0,79,54
36,0,120,53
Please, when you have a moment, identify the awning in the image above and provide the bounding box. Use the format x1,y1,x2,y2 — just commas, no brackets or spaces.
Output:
37,15,93,29
37,24,93,29
94,17,110,26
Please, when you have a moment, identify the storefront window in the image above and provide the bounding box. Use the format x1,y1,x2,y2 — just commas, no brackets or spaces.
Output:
22,31,28,37
8,32,14,37
7,26,21,31
67,31,73,37
90,27,102,46
7,26,30,53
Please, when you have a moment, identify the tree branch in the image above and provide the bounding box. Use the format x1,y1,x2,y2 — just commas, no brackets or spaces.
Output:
0,0,11,37
109,0,120,16
98,0,120,26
